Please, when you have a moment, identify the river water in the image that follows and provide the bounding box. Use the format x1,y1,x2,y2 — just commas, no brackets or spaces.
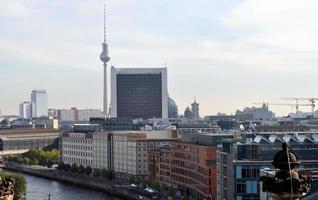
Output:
12,172,120,200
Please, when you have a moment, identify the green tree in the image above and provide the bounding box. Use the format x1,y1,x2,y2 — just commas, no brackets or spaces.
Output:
128,177,135,184
167,186,176,197
57,162,65,170
78,165,85,174
47,160,53,168
101,168,107,178
23,157,30,165
29,158,38,165
93,168,101,177
106,170,113,180
181,195,189,200
149,180,160,191
71,163,78,173
64,163,71,172
85,166,92,175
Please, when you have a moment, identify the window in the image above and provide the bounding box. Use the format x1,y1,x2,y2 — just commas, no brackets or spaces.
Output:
236,183,246,194
246,181,257,194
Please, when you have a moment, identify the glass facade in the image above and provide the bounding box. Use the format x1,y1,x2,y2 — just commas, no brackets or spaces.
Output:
116,74,162,119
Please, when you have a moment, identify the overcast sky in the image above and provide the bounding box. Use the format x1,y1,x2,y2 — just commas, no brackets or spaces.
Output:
1,0,318,116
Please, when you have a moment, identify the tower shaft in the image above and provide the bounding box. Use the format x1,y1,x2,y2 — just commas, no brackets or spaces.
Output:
103,63,107,116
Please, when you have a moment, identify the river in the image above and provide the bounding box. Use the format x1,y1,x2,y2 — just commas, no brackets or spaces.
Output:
12,172,120,200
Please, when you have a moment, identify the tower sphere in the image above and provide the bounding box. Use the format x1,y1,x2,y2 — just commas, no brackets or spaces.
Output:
100,44,110,63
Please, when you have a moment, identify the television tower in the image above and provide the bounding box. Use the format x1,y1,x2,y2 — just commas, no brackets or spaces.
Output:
100,4,111,116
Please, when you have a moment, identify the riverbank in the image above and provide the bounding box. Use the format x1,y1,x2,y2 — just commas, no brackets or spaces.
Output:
5,162,149,200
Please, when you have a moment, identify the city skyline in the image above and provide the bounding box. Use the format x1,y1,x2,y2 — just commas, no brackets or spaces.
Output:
1,0,318,116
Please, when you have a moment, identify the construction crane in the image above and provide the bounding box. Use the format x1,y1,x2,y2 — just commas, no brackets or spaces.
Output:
299,98,318,117
281,97,318,117
280,98,301,113
253,102,311,113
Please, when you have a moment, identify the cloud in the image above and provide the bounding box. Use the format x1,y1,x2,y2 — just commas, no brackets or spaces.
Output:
222,0,318,58
0,0,32,18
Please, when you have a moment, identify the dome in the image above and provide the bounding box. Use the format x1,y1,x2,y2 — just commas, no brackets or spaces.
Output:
184,107,193,119
168,97,178,118
168,98,177,108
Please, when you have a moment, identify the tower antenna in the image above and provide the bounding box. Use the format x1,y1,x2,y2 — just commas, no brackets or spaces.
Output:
100,3,111,117
103,4,106,43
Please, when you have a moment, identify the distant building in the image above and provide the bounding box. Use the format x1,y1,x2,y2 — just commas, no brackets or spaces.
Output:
0,129,59,153
235,103,275,120
19,101,31,119
48,109,57,118
205,114,236,122
31,90,48,118
191,100,200,120
110,67,168,119
57,108,102,121
176,121,221,134
89,117,133,131
184,107,193,119
168,97,178,118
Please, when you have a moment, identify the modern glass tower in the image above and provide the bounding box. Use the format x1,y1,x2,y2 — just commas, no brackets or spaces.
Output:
31,90,48,118
110,67,168,119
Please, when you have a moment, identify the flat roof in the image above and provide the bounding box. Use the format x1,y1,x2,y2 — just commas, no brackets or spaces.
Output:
0,129,60,139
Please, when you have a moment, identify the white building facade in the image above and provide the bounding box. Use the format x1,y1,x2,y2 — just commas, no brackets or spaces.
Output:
19,101,31,119
60,132,93,167
31,90,48,118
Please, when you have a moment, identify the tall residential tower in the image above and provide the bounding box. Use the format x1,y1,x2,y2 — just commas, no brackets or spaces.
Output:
100,5,111,116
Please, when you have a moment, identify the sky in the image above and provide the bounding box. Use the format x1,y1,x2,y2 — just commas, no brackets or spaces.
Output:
1,0,318,116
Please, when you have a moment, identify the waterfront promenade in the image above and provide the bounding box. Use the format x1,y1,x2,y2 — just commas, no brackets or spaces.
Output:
5,162,151,200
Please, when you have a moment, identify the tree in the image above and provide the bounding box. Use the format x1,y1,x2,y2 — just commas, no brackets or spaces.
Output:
85,166,92,175
64,163,71,172
23,157,30,165
29,158,38,165
101,168,107,178
47,160,53,168
71,163,78,173
167,186,176,197
150,180,160,191
93,168,101,177
128,177,136,184
57,162,65,170
78,165,85,174
181,195,189,200
106,170,113,180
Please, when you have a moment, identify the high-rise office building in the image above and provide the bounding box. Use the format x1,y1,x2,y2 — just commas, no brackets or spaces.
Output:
19,101,31,119
110,67,168,119
31,90,48,118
